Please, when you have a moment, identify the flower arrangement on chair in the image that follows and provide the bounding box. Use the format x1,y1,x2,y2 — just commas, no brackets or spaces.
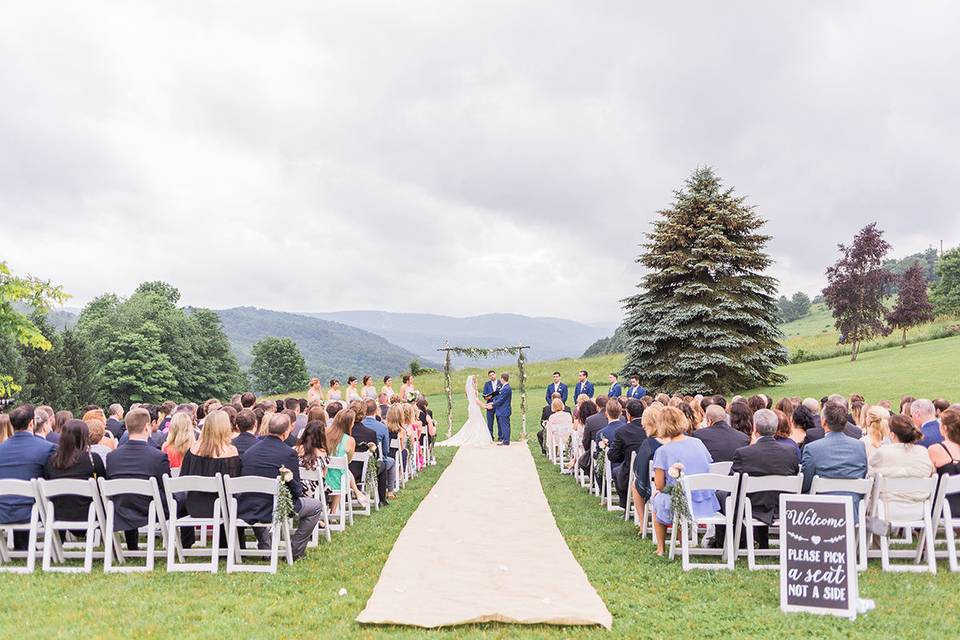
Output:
364,441,380,504
665,462,693,526
274,466,295,525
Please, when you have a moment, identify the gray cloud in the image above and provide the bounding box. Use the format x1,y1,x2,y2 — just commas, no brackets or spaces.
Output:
1,1,957,324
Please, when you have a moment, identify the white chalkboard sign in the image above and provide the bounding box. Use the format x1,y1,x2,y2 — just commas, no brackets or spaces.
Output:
779,494,859,620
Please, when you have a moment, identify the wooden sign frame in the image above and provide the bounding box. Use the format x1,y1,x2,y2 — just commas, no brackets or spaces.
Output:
779,494,859,620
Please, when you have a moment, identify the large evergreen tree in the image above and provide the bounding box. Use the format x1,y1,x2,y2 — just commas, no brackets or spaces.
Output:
57,327,100,413
17,312,64,406
250,336,309,395
887,262,935,347
621,167,787,394
932,247,960,316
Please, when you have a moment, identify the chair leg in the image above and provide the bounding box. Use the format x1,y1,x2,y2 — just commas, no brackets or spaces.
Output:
269,522,280,574
680,521,690,570
104,509,115,573
924,513,937,573
209,505,221,574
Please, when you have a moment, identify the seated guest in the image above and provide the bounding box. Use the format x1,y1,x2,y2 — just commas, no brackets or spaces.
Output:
727,401,754,438
868,414,934,520
632,404,667,520
598,399,626,443
296,421,328,497
325,402,342,427
106,404,126,439
543,397,574,452
693,404,750,462
232,409,259,456
801,402,868,507
772,410,801,461
860,405,891,458
32,406,54,440
162,412,195,470
538,392,569,453
651,407,718,555
928,409,960,517
43,419,107,527
774,398,806,444
324,409,357,516
179,410,241,519
934,398,951,417
578,396,609,472
385,404,408,469
87,418,115,464
801,398,822,433
239,413,324,560
0,405,55,549
725,409,800,549
362,399,394,503
346,404,380,506
0,413,11,444
913,399,942,447
608,400,646,509
106,408,183,551
53,410,72,443
804,397,863,443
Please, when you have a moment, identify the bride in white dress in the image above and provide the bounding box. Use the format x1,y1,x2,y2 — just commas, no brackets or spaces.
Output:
436,375,493,447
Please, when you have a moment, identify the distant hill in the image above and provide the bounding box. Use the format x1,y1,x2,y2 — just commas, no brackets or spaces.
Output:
216,307,437,381
305,310,610,366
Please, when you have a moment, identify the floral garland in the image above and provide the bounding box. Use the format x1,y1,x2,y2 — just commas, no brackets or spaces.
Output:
665,463,693,525
364,442,379,503
274,466,295,524
440,346,527,358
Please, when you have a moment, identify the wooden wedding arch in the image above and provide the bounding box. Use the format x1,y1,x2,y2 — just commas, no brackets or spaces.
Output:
436,342,530,439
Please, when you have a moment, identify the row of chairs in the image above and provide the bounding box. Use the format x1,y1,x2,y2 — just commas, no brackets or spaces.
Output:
0,449,395,574
551,430,960,573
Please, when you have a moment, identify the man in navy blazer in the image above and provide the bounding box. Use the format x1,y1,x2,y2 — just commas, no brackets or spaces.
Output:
607,400,646,508
231,409,259,456
545,371,568,405
624,375,647,400
0,405,55,549
362,400,395,501
106,404,126,439
693,405,750,462
574,370,594,400
105,408,189,550
487,373,512,446
801,402,868,510
607,373,622,398
482,370,502,439
239,413,323,560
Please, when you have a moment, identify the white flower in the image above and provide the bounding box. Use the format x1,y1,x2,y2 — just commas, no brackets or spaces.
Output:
278,466,294,483
598,438,609,450
668,462,685,479
338,588,348,596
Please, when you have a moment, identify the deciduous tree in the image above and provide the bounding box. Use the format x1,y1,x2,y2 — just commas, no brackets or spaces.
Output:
250,336,309,395
886,263,935,348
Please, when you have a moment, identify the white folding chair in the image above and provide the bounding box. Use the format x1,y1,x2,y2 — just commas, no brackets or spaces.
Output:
733,473,803,570
351,451,374,517
555,426,572,471
325,457,352,532
571,435,588,486
98,477,160,573
810,476,875,571
37,477,106,573
223,475,292,573
641,461,656,539
0,479,42,573
389,438,404,490
875,475,938,573
588,441,598,496
163,473,225,573
603,450,623,512
709,461,733,476
624,451,637,523
299,467,331,547
926,474,960,571
668,473,741,570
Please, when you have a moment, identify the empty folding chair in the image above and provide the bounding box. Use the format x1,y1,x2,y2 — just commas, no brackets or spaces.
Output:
163,473,226,573
926,474,960,571
875,475,938,573
668,472,741,570
37,477,106,573
98,477,161,573
0,479,42,573
325,457,352,532
223,475,293,573
810,476,875,571
732,473,803,570
298,467,331,547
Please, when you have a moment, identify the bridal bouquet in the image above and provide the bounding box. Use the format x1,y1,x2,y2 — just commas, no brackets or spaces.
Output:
364,442,380,502
665,463,693,525
273,465,295,524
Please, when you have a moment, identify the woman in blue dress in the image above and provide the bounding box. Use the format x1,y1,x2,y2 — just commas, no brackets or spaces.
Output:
651,406,719,555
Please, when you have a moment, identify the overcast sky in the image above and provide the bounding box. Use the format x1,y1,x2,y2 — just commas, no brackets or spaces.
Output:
2,2,958,324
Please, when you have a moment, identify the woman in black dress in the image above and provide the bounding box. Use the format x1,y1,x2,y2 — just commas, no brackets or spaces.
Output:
43,419,106,531
179,410,241,518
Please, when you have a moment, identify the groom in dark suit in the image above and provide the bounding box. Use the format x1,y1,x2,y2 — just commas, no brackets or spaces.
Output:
482,370,501,439
487,373,512,446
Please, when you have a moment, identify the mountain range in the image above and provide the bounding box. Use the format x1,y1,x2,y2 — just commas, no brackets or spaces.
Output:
40,305,611,378
306,310,611,366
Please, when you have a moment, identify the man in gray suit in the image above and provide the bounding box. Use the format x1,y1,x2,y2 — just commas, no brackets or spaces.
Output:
801,402,868,508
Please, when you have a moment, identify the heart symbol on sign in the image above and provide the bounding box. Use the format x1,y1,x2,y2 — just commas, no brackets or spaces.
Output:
811,535,822,545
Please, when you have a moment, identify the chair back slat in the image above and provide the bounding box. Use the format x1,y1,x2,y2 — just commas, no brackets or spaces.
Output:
39,478,97,499
165,474,223,493
810,476,873,495
224,475,278,496
878,475,937,495
327,456,348,470
683,472,740,493
743,474,803,494
0,479,38,498
97,477,155,497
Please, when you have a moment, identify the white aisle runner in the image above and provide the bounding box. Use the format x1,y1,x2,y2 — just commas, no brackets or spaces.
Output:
356,444,612,629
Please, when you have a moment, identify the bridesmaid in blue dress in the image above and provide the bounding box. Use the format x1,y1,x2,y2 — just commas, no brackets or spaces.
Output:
651,406,719,555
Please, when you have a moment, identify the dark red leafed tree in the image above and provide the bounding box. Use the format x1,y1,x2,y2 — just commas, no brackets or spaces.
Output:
887,262,935,348
822,222,893,361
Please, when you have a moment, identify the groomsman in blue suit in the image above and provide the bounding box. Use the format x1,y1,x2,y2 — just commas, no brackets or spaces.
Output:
607,373,622,398
545,371,568,405
625,375,647,399
482,370,502,439
489,373,513,445
574,370,594,400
